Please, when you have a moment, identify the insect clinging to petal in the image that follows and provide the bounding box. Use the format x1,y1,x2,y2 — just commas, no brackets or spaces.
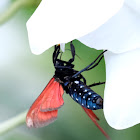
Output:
26,42,110,139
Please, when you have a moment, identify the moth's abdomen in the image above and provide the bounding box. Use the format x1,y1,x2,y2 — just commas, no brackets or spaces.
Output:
68,81,103,110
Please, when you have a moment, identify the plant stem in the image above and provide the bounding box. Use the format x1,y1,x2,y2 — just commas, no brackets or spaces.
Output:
0,0,41,25
0,110,27,135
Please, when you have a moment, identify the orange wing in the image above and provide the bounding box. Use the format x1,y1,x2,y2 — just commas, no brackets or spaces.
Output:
26,78,64,128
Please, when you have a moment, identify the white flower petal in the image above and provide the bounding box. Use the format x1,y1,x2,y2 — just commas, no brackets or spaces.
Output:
104,48,140,129
125,0,140,14
27,0,124,55
78,4,140,53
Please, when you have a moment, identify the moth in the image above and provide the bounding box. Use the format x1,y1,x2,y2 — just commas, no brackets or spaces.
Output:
26,42,109,139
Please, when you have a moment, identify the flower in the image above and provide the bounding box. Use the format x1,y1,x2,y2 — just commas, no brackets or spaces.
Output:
27,0,124,54
26,0,140,130
78,0,140,130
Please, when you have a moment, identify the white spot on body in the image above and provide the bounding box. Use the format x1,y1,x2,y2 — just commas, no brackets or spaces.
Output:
79,93,81,95
84,89,87,92
88,92,91,95
83,96,85,99
87,105,90,108
82,103,84,106
88,98,90,100
74,89,76,91
76,98,78,101
80,85,83,88
74,81,79,84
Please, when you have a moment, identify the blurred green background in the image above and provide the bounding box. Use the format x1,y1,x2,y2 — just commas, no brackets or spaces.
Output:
0,1,140,140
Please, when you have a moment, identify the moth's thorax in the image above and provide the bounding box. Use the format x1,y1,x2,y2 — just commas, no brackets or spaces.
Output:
54,67,77,82
54,67,80,92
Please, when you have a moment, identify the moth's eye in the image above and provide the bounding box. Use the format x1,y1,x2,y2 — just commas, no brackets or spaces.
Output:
96,97,103,106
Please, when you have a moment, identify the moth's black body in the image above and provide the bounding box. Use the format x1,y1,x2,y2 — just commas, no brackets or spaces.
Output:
53,42,106,110
68,80,103,110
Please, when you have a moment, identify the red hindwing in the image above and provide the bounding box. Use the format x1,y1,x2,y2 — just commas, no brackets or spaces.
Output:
26,78,64,128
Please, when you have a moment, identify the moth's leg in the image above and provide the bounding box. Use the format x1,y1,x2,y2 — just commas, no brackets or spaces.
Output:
88,82,105,87
79,74,87,85
72,50,107,78
53,45,60,65
68,41,75,64
86,55,104,71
